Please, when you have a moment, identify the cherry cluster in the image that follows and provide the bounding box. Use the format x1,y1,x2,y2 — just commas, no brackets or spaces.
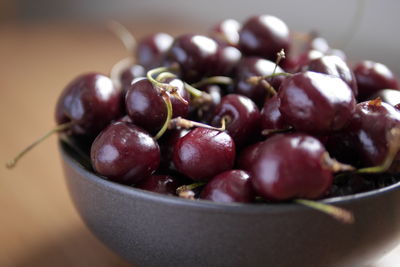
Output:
14,15,400,208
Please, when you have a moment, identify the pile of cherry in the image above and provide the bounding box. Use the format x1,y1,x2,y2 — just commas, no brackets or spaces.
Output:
9,15,400,211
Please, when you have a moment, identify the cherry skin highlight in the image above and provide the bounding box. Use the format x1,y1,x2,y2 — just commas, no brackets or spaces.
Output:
200,170,255,203
55,72,122,136
173,128,235,182
90,121,160,184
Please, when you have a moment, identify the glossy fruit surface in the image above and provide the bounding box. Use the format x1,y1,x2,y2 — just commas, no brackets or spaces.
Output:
260,95,289,131
278,71,355,134
200,170,254,203
353,60,399,100
165,34,219,83
250,134,334,200
136,174,181,195
55,72,122,136
120,65,146,93
239,15,290,60
91,121,160,184
306,55,358,96
173,128,235,181
211,94,260,147
234,57,285,106
136,33,174,69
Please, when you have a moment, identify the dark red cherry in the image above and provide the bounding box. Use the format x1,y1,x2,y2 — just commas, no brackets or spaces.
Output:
294,49,324,70
306,55,358,97
200,170,255,203
239,15,291,61
165,34,219,83
260,95,290,132
55,72,122,136
234,57,285,106
211,94,260,147
250,134,335,200
278,71,356,134
158,129,190,171
125,78,189,134
371,89,400,107
136,174,181,195
211,19,241,47
136,32,173,69
353,60,399,100
237,141,262,171
348,99,400,167
211,45,242,77
90,121,160,184
173,128,235,181
120,65,146,93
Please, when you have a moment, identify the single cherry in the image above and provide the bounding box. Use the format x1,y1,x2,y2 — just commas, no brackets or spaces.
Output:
278,71,356,134
136,33,174,69
55,72,123,136
210,94,260,148
260,95,290,132
200,170,255,203
353,60,399,100
239,15,291,61
91,121,160,184
173,128,235,181
250,134,349,200
120,65,146,93
136,174,181,195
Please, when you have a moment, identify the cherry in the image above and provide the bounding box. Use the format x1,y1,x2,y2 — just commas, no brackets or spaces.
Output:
210,94,260,148
211,19,241,47
136,174,181,195
55,72,123,136
278,71,356,134
91,121,160,184
125,77,189,134
239,15,291,61
158,129,189,171
194,84,222,122
164,34,219,83
173,128,235,181
237,141,262,171
347,99,400,168
136,33,174,69
250,133,348,200
211,45,242,77
119,65,146,93
306,55,358,97
234,57,285,106
260,95,290,132
353,60,399,100
200,170,255,203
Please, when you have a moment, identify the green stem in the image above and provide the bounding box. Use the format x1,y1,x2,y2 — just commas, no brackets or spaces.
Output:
6,122,73,169
154,93,173,140
107,20,137,54
184,82,204,98
147,66,179,92
295,199,354,224
191,76,233,88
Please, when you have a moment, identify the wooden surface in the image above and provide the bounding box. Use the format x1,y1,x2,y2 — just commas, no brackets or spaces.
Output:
1,22,400,267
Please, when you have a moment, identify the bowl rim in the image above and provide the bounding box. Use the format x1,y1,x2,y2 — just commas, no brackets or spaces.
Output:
60,141,400,214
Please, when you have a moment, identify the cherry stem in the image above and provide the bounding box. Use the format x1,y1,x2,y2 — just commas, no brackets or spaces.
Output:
295,199,354,224
110,57,134,88
356,128,400,174
271,49,286,84
176,182,205,199
169,116,226,132
184,82,213,107
107,20,137,54
6,122,73,169
322,152,355,173
154,92,173,140
147,66,180,92
156,72,177,82
191,76,233,88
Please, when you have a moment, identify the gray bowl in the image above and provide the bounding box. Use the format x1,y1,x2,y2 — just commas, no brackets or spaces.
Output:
59,142,400,267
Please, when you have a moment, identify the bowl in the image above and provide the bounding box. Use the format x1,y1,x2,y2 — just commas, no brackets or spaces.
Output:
59,141,400,267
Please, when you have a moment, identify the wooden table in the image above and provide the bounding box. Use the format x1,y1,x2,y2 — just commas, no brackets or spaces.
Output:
0,22,399,267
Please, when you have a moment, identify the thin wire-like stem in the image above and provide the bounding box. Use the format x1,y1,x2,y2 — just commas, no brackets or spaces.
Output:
147,66,179,91
191,76,233,88
154,92,173,140
6,122,72,169
295,199,354,224
107,20,137,53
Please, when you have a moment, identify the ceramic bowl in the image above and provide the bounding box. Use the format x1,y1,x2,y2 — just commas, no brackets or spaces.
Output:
59,141,400,267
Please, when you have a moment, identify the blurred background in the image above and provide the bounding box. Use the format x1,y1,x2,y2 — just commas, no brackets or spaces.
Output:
0,0,399,266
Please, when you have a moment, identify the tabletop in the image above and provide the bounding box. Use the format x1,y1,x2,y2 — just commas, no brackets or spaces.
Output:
0,22,399,267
